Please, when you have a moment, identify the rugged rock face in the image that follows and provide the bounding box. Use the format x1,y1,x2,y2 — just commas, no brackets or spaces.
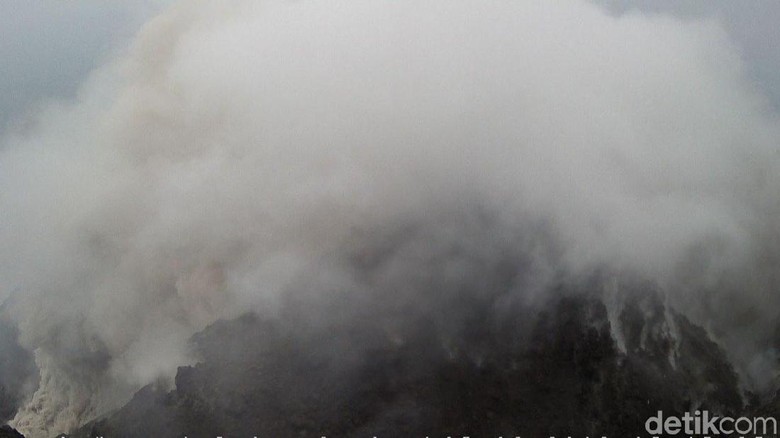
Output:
0,425,24,438
3,268,776,438
66,286,752,438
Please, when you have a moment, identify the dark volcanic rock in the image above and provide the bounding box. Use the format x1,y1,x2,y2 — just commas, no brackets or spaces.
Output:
72,281,753,438
751,390,780,417
0,425,24,438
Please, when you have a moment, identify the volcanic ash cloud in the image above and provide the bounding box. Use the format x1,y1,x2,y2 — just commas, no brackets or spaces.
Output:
1,1,779,435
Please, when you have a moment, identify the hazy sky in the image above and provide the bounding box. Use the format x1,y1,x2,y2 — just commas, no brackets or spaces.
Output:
0,1,170,130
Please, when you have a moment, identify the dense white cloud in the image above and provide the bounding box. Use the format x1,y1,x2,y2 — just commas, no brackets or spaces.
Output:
594,0,780,107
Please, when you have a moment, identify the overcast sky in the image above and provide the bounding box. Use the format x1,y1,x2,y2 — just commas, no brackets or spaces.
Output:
0,0,170,131
1,0,779,134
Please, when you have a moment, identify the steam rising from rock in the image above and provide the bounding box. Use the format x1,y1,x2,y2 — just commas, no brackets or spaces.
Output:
1,1,779,435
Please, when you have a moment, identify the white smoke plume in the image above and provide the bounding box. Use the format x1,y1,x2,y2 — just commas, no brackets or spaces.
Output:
1,1,779,435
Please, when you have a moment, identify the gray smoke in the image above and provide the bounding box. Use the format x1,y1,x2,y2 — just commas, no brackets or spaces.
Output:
1,1,779,435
